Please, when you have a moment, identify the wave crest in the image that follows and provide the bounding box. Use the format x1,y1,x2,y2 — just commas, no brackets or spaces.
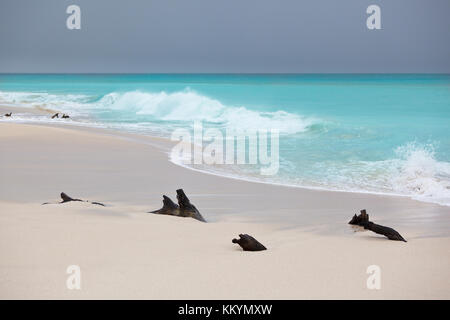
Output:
96,90,315,134
391,142,450,205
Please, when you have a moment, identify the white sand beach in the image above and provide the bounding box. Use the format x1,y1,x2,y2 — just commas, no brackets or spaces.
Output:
0,107,449,299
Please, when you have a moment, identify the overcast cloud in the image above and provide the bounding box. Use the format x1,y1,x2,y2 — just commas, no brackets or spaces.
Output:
0,0,449,73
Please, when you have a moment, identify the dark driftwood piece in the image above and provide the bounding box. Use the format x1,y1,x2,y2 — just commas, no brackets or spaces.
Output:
62,114,70,119
232,234,267,251
364,221,407,242
4,112,12,117
150,189,206,222
348,209,369,226
349,209,406,242
60,192,83,203
153,195,179,215
42,192,105,207
91,201,106,206
51,113,59,119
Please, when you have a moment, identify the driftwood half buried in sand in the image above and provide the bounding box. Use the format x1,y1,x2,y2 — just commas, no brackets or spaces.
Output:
42,192,105,206
349,209,406,242
348,209,369,226
232,234,267,251
150,189,206,222
60,192,83,203
364,221,407,242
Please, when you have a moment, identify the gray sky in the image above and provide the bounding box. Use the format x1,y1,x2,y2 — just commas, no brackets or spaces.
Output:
0,0,449,73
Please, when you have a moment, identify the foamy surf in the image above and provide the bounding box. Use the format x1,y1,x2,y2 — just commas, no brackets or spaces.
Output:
0,89,316,134
390,142,450,206
1,73,450,208
95,90,315,134
0,91,91,115
172,142,450,207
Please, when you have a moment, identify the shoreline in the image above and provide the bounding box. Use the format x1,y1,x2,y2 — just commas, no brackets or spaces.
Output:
0,110,449,299
0,106,449,231
1,105,448,209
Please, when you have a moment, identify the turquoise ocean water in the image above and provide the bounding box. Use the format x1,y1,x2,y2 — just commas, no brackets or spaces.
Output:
1,74,449,206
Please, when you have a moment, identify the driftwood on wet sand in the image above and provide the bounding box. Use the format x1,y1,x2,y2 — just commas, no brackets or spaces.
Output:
150,189,206,222
3,112,12,117
51,113,69,119
42,192,105,206
349,209,407,242
232,234,267,251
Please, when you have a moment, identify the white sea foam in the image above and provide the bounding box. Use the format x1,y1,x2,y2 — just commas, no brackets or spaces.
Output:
1,89,315,134
390,142,450,205
2,90,449,206
95,90,315,134
305,142,450,206
0,91,90,115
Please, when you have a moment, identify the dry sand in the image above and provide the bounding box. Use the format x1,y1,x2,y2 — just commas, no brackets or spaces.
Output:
0,115,449,299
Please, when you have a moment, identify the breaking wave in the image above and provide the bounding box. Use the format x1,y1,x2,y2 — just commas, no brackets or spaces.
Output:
94,90,316,134
310,142,450,206
0,89,316,134
390,142,450,205
2,90,449,206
